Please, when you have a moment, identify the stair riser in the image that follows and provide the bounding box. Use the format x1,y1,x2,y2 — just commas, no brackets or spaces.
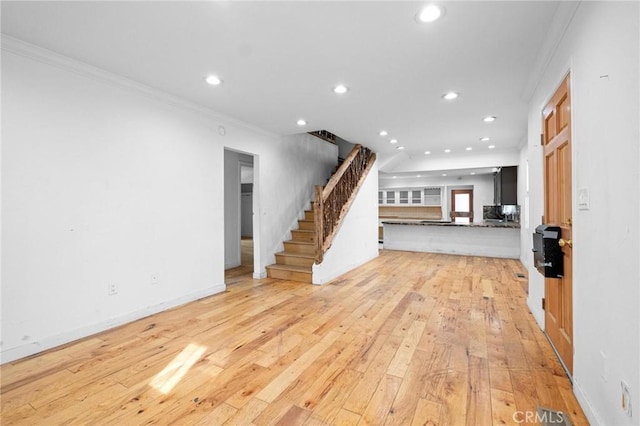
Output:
304,210,315,221
298,221,315,231
275,254,315,267
267,268,312,283
283,242,315,255
291,230,314,242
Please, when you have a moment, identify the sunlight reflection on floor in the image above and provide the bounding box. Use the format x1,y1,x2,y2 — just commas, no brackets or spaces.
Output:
149,343,207,394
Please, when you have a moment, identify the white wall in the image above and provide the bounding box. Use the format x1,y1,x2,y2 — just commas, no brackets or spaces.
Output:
522,2,639,424
1,39,337,362
256,132,338,266
313,161,379,285
518,143,536,314
384,224,520,259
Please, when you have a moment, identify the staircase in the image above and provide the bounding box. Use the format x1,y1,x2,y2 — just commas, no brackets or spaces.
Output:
266,143,376,284
265,208,317,283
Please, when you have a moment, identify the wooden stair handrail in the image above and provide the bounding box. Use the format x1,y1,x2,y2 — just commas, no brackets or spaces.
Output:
313,144,376,264
322,144,361,197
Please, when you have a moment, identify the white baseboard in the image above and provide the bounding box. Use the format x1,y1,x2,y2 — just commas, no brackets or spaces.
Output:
573,377,603,425
0,284,226,364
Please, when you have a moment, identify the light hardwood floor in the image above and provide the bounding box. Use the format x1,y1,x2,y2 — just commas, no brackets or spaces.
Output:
226,238,255,281
1,250,588,425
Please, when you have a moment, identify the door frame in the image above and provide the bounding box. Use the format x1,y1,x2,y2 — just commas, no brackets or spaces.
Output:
450,188,474,223
223,148,263,279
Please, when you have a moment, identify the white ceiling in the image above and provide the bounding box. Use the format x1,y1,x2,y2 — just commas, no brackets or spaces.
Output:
2,1,564,175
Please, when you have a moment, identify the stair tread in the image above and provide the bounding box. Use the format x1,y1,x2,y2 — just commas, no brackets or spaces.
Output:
276,251,315,258
266,264,312,272
292,229,314,234
285,240,314,245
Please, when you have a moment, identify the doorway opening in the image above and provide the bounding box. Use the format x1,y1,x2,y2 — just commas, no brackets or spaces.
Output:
239,163,254,270
224,149,260,283
450,189,474,223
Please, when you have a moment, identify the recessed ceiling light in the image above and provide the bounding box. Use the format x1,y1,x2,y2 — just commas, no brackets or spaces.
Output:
390,139,398,144
424,151,431,155
444,149,451,153
393,176,397,179
466,147,473,151
483,116,496,123
417,175,421,178
333,84,349,94
470,172,476,175
442,92,459,100
480,137,491,142
297,119,307,126
205,75,223,86
417,4,444,23
397,146,405,150
379,130,388,136
488,145,496,149
442,173,447,177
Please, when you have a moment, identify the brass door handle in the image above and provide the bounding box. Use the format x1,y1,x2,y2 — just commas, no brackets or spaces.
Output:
558,238,572,248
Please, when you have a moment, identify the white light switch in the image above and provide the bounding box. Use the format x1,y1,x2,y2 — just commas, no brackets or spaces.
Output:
578,187,590,210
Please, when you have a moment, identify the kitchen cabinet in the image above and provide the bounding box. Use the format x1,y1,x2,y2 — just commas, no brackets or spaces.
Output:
379,188,435,205
423,187,442,206
494,166,517,205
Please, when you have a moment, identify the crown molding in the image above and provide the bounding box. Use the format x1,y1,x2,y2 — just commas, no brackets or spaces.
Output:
520,1,581,103
1,35,278,139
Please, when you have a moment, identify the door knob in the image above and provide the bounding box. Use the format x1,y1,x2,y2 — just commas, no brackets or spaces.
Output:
558,238,572,248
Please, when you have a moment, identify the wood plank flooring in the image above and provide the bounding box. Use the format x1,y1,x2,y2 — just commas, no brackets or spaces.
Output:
226,238,254,280
1,250,588,425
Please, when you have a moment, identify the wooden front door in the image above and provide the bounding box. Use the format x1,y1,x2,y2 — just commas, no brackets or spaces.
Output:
542,74,574,374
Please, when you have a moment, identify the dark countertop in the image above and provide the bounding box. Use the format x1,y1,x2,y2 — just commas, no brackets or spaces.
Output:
381,220,521,229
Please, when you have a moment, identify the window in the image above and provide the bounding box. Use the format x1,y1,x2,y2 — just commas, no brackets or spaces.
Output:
399,190,409,204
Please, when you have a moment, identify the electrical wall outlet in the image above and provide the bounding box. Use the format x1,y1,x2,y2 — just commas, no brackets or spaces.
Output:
151,273,159,285
621,380,632,417
108,283,118,296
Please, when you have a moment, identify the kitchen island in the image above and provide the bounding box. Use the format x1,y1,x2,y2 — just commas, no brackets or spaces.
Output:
382,220,520,259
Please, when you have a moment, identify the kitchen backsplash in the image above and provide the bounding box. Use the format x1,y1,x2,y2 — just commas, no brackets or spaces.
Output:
483,205,520,222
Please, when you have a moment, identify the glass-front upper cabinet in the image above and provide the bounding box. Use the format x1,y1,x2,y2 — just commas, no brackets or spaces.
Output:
424,187,442,206
379,187,441,205
411,190,422,204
